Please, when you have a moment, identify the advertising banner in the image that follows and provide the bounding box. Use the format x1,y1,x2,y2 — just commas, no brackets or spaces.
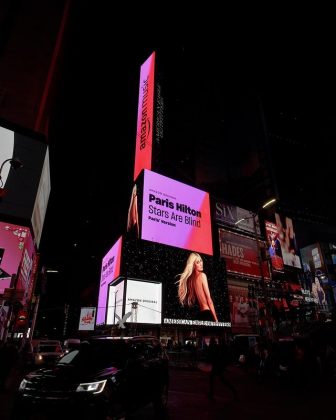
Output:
125,279,162,324
300,244,329,309
214,201,261,235
0,221,35,299
96,236,122,325
141,170,213,255
134,52,156,181
106,279,125,325
78,307,96,330
274,213,302,268
228,282,258,334
0,125,50,246
265,221,284,272
123,239,231,327
107,279,162,325
218,229,270,279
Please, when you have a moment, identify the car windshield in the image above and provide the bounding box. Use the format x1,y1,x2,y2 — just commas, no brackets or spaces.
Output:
57,340,127,369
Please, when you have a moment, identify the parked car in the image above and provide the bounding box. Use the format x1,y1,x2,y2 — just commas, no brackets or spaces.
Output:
63,338,81,353
14,336,169,419
33,339,64,367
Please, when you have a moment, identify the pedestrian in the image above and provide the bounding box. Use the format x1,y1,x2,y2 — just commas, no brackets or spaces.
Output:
207,337,238,401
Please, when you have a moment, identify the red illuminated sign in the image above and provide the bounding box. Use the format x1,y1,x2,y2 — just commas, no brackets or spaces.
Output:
219,229,270,279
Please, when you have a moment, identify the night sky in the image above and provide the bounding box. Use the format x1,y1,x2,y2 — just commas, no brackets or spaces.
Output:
33,5,336,335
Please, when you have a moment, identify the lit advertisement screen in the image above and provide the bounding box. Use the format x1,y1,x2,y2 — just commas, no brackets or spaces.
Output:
228,282,258,334
0,221,31,295
141,170,213,255
275,213,302,268
0,125,50,246
300,243,329,307
214,200,261,235
134,52,156,181
265,221,284,273
125,279,162,324
79,307,96,331
16,227,35,304
218,229,270,279
96,236,122,325
106,279,124,325
124,239,230,327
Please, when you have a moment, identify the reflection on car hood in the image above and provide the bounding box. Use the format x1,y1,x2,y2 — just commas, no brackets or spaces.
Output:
25,364,119,385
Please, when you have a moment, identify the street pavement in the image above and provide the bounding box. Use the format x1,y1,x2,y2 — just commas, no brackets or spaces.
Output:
1,363,334,419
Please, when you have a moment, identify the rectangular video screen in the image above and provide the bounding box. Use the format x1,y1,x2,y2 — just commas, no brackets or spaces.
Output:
141,170,213,255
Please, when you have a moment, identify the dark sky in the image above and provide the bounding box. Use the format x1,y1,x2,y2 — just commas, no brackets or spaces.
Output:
36,5,336,310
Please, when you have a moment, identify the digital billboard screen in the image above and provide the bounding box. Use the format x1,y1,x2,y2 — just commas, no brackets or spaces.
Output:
134,52,156,181
275,213,302,269
106,279,125,325
0,221,34,297
265,221,284,272
123,239,230,327
0,124,50,246
214,200,261,235
218,229,270,279
300,243,329,308
125,279,162,324
78,307,96,331
96,236,122,325
228,282,258,334
141,170,213,255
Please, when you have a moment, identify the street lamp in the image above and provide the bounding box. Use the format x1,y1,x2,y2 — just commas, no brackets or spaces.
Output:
235,198,277,340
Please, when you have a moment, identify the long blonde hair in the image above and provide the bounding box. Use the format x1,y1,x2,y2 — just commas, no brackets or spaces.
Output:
176,252,202,307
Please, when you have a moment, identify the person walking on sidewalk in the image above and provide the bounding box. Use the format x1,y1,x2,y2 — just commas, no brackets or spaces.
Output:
207,337,238,401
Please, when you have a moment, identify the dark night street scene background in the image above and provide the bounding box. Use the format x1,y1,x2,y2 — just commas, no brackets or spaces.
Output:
0,1,336,419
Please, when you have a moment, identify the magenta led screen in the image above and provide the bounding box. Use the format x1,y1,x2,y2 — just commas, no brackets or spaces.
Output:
141,170,213,255
96,236,122,325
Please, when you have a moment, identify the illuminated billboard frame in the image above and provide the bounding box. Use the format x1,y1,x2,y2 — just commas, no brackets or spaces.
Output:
96,236,123,325
107,278,162,325
218,229,270,280
123,238,230,328
141,169,213,255
0,221,35,301
133,52,156,181
0,124,50,247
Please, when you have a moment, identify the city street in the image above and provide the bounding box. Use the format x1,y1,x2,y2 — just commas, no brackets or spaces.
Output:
1,363,334,419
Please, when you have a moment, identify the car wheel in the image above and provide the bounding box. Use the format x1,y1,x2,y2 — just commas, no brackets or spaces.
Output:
153,382,168,415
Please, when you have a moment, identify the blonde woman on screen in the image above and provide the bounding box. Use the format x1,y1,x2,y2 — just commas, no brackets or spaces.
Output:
127,184,139,238
176,252,218,322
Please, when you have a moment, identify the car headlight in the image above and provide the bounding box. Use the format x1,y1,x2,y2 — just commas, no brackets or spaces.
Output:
19,379,28,391
76,380,107,394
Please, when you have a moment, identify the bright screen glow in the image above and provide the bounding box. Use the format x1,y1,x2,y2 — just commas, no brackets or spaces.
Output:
106,279,125,325
125,279,162,324
0,221,32,295
134,52,155,180
96,237,122,325
141,170,213,255
0,125,50,247
79,307,96,331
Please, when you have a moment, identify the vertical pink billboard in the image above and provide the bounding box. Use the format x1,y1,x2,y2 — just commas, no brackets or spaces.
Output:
133,52,156,181
141,170,213,255
96,236,122,325
0,221,35,300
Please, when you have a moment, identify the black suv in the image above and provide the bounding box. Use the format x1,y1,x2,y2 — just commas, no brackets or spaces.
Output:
14,336,169,419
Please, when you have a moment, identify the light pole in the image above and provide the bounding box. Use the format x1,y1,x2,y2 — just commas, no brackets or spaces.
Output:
235,198,276,340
